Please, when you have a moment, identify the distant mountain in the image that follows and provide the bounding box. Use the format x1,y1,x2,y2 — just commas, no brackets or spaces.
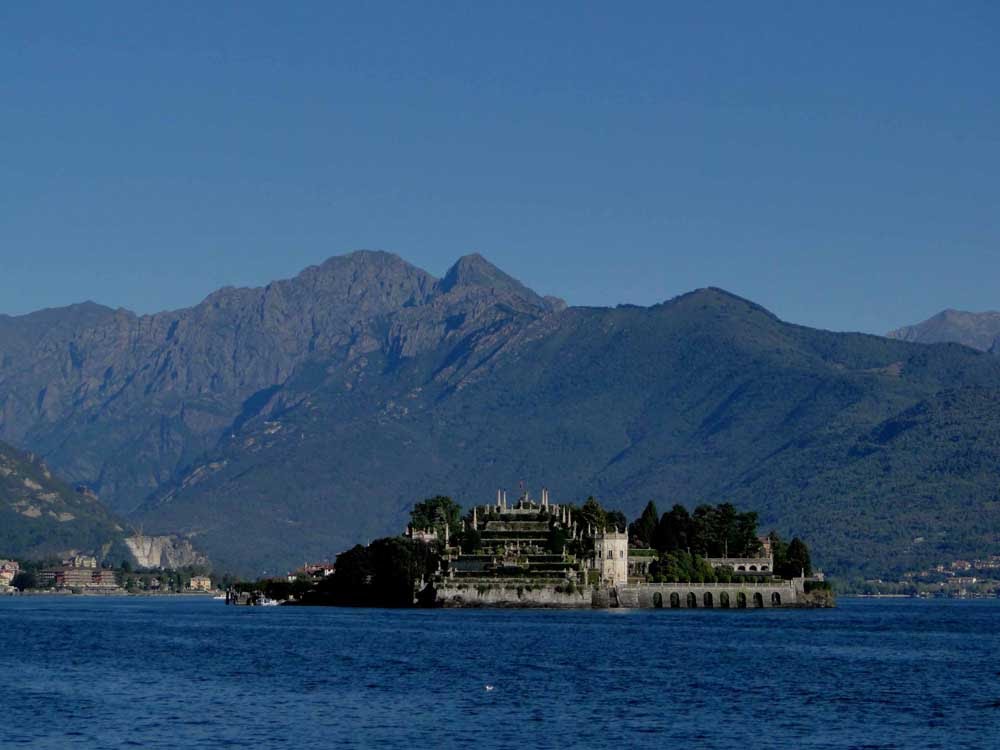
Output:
887,309,1000,352
0,440,123,560
2,252,999,577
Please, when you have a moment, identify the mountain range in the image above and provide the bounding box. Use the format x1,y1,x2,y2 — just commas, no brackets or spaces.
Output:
2,251,998,577
888,310,1000,353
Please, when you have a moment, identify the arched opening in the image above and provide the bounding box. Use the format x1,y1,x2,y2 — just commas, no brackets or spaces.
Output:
761,565,769,571
736,592,747,609
686,592,697,608
737,565,746,571
753,592,764,608
703,591,713,608
719,591,730,608
771,592,781,606
653,592,663,609
669,592,680,608
749,565,757,571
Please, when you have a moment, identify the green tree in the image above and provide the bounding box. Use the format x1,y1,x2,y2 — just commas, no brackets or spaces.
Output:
689,504,716,556
779,537,812,578
733,510,763,557
605,510,628,533
546,524,568,554
658,502,763,557
409,495,462,536
628,501,659,547
459,528,481,554
577,496,607,532
11,571,37,591
769,530,789,572
328,544,373,598
650,550,716,583
314,537,442,607
653,504,691,553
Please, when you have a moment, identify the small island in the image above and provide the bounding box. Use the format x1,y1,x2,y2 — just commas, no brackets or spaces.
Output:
237,488,833,609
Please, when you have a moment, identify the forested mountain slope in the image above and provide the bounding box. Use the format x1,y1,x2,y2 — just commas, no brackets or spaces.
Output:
0,440,123,560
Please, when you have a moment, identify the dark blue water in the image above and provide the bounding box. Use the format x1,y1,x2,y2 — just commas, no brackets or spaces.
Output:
1,597,998,749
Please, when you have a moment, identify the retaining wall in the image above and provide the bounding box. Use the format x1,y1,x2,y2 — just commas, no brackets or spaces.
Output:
600,581,799,608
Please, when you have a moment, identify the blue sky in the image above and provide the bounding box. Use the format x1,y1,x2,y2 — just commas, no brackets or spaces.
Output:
1,1,997,333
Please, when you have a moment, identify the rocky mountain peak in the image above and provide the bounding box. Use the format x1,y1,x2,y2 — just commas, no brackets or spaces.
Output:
887,309,1000,352
438,254,529,295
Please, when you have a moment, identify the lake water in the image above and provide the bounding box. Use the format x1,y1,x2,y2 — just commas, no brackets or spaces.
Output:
1,596,998,749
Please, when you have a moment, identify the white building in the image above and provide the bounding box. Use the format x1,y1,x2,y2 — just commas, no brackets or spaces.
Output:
593,529,628,586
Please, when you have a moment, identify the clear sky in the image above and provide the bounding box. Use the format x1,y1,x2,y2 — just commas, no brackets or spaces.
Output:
1,2,997,333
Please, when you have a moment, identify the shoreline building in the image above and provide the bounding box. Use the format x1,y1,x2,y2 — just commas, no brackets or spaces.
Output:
0,559,19,592
39,557,120,591
703,537,776,575
189,575,213,592
593,529,628,586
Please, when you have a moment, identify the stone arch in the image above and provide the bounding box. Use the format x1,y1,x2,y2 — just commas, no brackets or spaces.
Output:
686,592,697,608
669,592,680,608
749,565,757,571
761,565,769,571
653,592,663,609
719,591,730,608
771,592,781,606
753,592,764,608
703,591,713,608
736,591,747,609
737,565,746,571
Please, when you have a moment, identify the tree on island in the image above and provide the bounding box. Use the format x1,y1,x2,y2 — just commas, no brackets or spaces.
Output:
409,495,462,536
774,536,812,578
576,496,627,533
652,502,762,558
605,510,628,533
628,501,659,547
652,504,691,553
577,497,606,531
649,551,716,584
546,524,568,554
309,536,441,607
459,527,481,554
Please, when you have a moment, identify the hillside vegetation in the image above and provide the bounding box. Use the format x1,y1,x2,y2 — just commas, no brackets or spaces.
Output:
0,440,123,559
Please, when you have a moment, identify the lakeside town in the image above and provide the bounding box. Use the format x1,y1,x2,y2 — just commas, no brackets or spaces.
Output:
855,555,1000,599
0,555,220,596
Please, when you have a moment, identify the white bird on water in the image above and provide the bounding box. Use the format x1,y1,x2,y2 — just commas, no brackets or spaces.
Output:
484,685,495,692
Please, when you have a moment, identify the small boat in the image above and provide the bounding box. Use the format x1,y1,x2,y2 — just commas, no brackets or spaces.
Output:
258,596,280,607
